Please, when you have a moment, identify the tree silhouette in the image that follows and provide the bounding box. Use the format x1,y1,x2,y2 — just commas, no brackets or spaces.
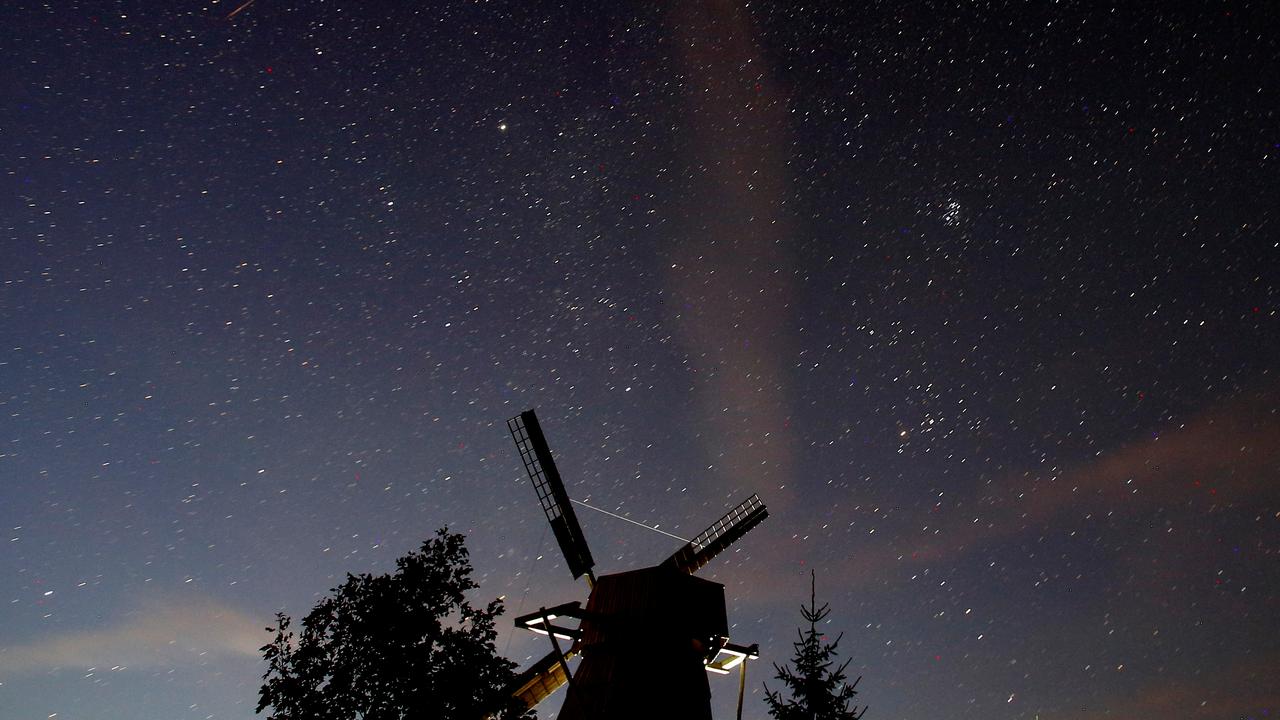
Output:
763,570,867,720
256,528,531,720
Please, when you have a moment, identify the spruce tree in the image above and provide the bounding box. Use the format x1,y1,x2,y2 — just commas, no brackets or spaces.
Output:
763,570,867,720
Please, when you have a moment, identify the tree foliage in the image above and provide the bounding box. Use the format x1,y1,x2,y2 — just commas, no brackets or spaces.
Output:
257,528,531,720
763,571,867,720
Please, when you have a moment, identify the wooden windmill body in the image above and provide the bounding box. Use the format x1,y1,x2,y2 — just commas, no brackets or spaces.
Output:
505,410,766,719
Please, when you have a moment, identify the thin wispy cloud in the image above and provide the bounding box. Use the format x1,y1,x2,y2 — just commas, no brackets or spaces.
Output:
912,384,1279,563
745,385,1280,600
1057,654,1280,720
0,595,264,676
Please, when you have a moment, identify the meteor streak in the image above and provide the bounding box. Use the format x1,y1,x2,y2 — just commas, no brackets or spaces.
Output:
225,0,256,20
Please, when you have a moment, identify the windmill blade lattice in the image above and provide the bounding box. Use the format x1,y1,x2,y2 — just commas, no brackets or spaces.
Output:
508,410,595,581
661,493,769,575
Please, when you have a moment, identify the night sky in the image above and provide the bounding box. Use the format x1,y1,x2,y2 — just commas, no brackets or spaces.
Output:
2,1,1278,719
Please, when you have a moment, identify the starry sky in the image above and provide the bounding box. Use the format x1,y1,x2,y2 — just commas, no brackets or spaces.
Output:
2,1,1277,719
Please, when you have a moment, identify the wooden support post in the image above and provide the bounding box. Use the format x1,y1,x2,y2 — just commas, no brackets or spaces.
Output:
541,608,574,690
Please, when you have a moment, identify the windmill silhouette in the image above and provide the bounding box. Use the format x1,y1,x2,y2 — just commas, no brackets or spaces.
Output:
505,409,767,720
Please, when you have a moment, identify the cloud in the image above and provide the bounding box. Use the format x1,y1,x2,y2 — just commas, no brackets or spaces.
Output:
664,1,799,508
0,595,264,675
1050,653,1280,720
919,384,1278,559
752,385,1280,596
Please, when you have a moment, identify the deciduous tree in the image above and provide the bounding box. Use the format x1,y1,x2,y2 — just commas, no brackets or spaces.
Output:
257,529,530,720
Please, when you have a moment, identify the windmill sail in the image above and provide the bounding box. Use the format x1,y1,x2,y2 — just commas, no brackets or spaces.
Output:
510,648,576,708
660,494,769,575
508,410,595,580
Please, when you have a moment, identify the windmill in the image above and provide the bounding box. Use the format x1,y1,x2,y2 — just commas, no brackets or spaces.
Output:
505,409,768,720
